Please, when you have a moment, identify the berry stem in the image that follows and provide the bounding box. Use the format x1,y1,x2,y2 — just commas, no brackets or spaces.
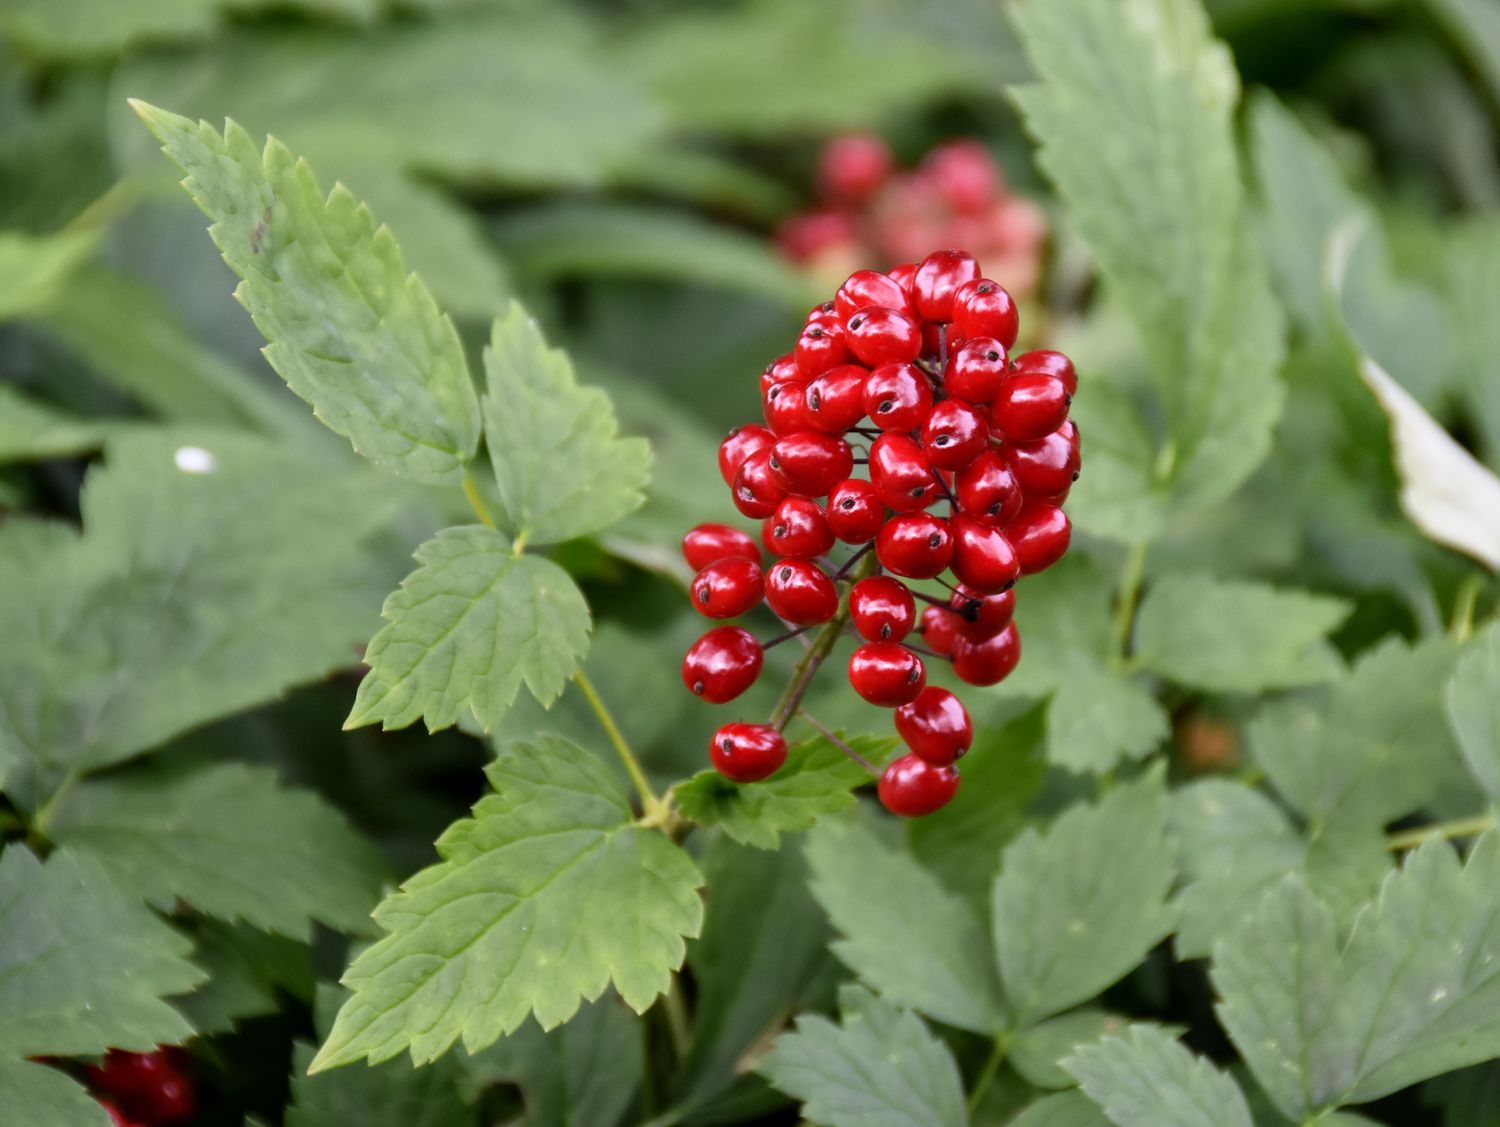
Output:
574,668,666,819
796,709,878,775
770,552,880,730
965,1034,1013,1116
910,588,951,609
1386,813,1495,852
905,643,951,662
763,624,814,649
832,541,875,580
1108,541,1148,669
929,465,959,507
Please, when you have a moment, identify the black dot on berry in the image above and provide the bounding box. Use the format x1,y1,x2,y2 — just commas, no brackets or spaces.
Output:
841,498,855,509
697,588,710,604
1000,579,1015,592
1065,394,1074,406
849,316,863,329
778,566,792,580
880,624,891,639
958,599,980,622
906,667,920,683
978,283,994,294
878,400,893,413
1072,470,1081,481
910,487,926,498
774,524,787,537
988,503,1001,517
693,681,705,695
810,327,825,339
809,391,822,409
928,533,942,547
769,455,781,470
986,350,1000,362
821,301,834,312
720,737,735,753
934,435,950,446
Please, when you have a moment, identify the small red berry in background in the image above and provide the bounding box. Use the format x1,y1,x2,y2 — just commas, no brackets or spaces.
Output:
681,247,1078,818
86,1048,195,1127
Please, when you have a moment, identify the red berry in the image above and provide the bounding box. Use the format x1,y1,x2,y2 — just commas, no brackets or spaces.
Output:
803,364,870,434
733,447,787,518
923,140,1001,214
764,380,812,435
683,626,764,702
912,250,981,322
818,133,893,204
945,336,1010,403
760,352,803,395
848,642,927,706
1005,420,1080,497
949,584,1016,641
143,1077,194,1125
878,753,960,816
846,307,923,367
995,373,1071,441
1008,501,1071,575
952,279,1019,348
849,576,916,642
954,450,1023,527
765,496,835,559
87,1049,194,1126
765,559,839,625
869,433,940,512
795,321,852,378
887,261,918,295
826,478,886,543
921,399,988,470
949,513,1019,593
710,722,788,782
952,622,1021,686
1012,349,1078,396
805,300,840,328
769,432,854,497
919,605,961,655
682,523,760,571
691,557,765,619
775,208,857,264
834,269,910,322
876,512,953,578
895,687,973,765
863,362,934,433
718,424,776,486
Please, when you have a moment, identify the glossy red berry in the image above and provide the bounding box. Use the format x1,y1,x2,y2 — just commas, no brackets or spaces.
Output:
952,279,1019,348
849,642,926,706
87,1049,194,1127
952,622,1021,686
923,140,1001,214
911,249,981,322
846,307,923,367
876,512,953,579
765,559,839,625
895,686,973,765
795,321,851,377
769,432,854,497
710,722,788,782
878,753,960,816
818,132,893,204
869,433,940,512
921,399,989,470
1005,420,1080,497
733,447,787,518
863,362,934,432
945,336,1010,403
760,352,802,393
765,496,835,559
763,380,812,435
804,364,870,434
682,523,760,571
691,558,764,619
995,373,1071,442
98,1100,144,1127
887,261,918,294
849,576,916,642
1012,348,1078,396
949,514,1019,594
834,269,910,322
1008,501,1071,575
718,424,776,486
826,478,886,543
949,584,1016,641
683,626,764,702
954,450,1023,527
919,605,961,655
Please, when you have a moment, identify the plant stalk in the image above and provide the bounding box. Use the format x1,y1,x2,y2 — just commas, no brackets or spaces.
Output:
1108,541,1148,669
1387,814,1495,851
769,552,879,730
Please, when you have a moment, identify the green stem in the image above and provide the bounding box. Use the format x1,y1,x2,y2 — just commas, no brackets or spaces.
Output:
965,1035,1011,1116
574,669,663,816
1108,541,1148,669
1451,574,1484,642
462,469,497,531
796,709,878,774
1387,814,1495,852
30,770,81,842
768,552,879,730
661,975,691,1060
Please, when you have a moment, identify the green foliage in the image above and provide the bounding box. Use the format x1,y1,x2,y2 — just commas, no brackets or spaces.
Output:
1063,1025,1254,1127
0,1057,111,1127
1446,625,1500,798
0,228,98,320
312,737,703,1070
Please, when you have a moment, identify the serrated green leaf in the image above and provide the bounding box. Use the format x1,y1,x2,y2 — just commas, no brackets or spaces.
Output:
1046,654,1168,774
1010,0,1285,518
0,431,392,808
0,846,203,1056
1060,380,1169,544
1064,1025,1253,1127
806,817,1007,1034
133,102,481,485
992,768,1174,1025
347,525,590,734
481,304,651,545
312,737,703,1070
1009,1091,1112,1127
171,919,315,1036
0,1057,110,1127
49,761,384,938
0,227,97,321
1447,625,1500,800
1250,637,1463,832
758,985,966,1127
673,734,891,850
1133,574,1350,692
1011,1012,1135,1090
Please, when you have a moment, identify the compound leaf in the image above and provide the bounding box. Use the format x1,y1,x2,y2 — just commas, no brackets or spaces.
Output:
1064,1024,1253,1127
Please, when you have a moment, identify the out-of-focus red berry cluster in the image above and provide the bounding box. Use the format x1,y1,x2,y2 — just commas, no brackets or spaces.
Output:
776,134,1048,299
680,249,1078,817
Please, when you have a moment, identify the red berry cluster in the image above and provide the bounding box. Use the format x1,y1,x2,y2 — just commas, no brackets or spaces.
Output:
776,134,1048,299
680,249,1077,817
87,1049,195,1127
